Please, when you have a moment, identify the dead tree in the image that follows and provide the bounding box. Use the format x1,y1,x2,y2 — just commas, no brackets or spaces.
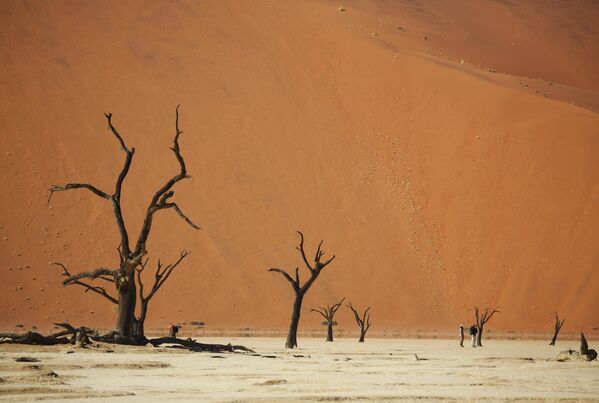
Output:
347,302,371,342
311,298,344,342
474,306,500,346
268,231,336,349
48,106,199,340
549,312,565,346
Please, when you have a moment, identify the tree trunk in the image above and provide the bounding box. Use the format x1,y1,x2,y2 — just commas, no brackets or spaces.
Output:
359,330,365,343
326,322,333,342
133,300,148,339
116,273,137,338
549,320,563,346
286,293,303,349
477,326,483,347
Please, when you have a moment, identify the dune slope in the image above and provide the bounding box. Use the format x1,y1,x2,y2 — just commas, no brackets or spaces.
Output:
0,0,598,333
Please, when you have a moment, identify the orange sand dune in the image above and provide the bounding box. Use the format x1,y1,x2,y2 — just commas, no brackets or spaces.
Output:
0,0,598,334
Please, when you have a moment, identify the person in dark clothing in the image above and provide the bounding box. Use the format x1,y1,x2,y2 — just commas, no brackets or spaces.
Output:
459,324,465,347
468,324,478,347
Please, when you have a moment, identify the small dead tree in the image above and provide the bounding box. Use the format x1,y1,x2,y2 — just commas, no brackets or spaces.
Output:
474,306,500,346
268,231,336,349
549,312,565,346
48,106,199,340
311,298,345,342
347,302,371,342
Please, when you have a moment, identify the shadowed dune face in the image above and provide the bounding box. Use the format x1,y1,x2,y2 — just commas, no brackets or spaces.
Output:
0,1,598,333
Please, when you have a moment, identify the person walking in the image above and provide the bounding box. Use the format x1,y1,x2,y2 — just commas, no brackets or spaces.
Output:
459,324,465,347
469,324,478,347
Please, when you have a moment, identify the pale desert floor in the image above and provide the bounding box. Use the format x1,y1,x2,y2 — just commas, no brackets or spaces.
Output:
1,337,598,402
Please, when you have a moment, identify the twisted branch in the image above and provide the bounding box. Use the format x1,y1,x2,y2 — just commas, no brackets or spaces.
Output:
53,263,118,304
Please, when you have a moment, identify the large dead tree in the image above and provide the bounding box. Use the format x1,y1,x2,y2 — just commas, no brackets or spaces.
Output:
311,298,344,342
549,312,565,346
347,302,371,342
268,231,336,349
474,306,500,346
48,106,199,340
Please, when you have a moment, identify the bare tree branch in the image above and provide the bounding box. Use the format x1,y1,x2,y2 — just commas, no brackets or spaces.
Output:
104,113,131,153
268,267,299,292
53,263,118,304
296,231,313,271
310,307,329,320
48,183,110,204
311,297,345,322
102,113,135,255
330,297,345,315
144,250,191,302
161,202,200,229
61,267,118,286
134,105,197,256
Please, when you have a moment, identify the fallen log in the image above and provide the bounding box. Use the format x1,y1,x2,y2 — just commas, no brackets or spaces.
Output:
0,331,70,346
147,337,255,353
1,323,254,354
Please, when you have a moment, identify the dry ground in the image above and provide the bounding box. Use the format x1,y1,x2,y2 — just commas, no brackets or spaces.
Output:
1,337,598,401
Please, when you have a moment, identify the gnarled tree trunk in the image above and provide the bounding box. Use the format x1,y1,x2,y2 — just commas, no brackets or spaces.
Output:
286,293,303,348
116,272,137,338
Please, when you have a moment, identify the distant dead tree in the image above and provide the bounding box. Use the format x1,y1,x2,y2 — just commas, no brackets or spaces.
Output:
48,106,199,341
311,298,345,342
474,306,500,346
347,302,372,342
268,231,336,348
549,312,565,346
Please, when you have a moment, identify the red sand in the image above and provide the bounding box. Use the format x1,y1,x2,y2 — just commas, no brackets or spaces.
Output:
0,1,598,334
